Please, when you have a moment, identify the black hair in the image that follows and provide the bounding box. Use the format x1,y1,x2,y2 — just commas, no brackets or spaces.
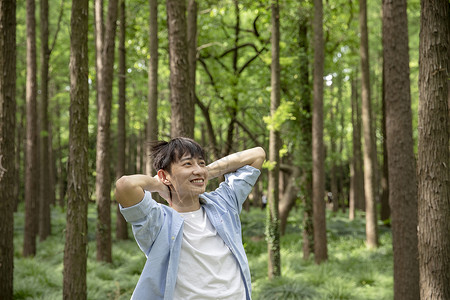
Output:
150,137,206,173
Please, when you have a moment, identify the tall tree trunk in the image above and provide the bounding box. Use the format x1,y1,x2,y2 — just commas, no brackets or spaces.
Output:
336,75,346,213
380,52,390,223
167,0,193,138
23,0,39,257
224,0,240,155
115,0,128,240
15,97,25,212
359,0,378,248
54,89,66,207
329,101,339,213
418,0,450,298
312,0,327,264
63,0,89,297
127,133,137,174
0,0,16,297
382,0,420,297
267,0,281,279
39,0,51,241
349,76,365,220
187,0,197,134
95,0,118,263
146,0,158,174
48,121,56,206
196,97,220,160
298,8,314,259
94,0,104,110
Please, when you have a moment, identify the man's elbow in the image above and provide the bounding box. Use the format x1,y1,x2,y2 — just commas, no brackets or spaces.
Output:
252,147,266,169
115,176,132,204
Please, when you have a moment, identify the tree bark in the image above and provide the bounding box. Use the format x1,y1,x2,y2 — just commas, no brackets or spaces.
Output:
39,0,51,242
329,101,339,213
382,0,420,297
23,0,39,257
167,0,193,138
94,0,104,109
146,0,158,175
312,0,327,264
359,0,378,248
349,76,365,220
0,0,16,297
54,89,66,207
418,0,450,298
14,98,24,212
380,58,390,223
267,0,281,279
115,0,128,240
298,8,314,259
63,0,89,298
187,0,197,135
95,0,118,263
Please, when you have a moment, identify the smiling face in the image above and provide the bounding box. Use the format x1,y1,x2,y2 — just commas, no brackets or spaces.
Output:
163,153,209,207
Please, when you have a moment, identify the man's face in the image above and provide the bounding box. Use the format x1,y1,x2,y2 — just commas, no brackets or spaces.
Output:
165,153,208,201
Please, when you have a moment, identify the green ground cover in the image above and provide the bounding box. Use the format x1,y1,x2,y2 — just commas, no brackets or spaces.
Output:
13,204,392,299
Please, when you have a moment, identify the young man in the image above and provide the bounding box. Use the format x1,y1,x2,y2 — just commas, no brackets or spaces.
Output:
115,137,265,300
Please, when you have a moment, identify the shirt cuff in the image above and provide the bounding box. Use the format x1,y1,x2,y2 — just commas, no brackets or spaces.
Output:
119,191,154,223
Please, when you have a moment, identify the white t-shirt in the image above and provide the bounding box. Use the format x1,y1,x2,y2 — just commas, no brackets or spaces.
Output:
174,207,246,300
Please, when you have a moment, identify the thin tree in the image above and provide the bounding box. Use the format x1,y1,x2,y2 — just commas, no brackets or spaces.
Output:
382,0,420,297
224,0,240,155
115,0,128,240
359,0,378,248
0,0,16,297
145,0,158,174
329,99,339,213
417,0,450,298
63,0,89,297
267,0,281,279
187,0,197,131
38,0,51,241
379,75,389,223
349,76,365,220
298,5,314,259
312,0,327,264
95,0,118,263
23,0,39,257
166,0,193,138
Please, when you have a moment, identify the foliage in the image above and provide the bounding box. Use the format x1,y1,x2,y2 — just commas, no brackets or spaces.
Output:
13,0,421,200
12,0,420,296
14,204,392,299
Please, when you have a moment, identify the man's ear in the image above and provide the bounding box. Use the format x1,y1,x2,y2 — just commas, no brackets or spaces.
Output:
157,169,171,185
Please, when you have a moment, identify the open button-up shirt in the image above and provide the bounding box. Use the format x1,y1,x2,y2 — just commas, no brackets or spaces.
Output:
120,165,261,300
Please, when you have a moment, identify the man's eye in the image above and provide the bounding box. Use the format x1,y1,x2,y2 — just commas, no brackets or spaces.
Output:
199,161,206,166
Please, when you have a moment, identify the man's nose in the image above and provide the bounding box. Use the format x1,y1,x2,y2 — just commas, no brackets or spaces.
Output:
192,163,205,174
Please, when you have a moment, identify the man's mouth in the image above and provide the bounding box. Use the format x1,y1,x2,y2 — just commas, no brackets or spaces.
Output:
190,178,204,184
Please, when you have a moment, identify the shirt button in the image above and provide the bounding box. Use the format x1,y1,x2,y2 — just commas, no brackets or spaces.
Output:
171,236,175,240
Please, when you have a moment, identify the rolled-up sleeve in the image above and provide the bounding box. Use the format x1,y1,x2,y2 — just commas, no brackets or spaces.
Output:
120,191,164,255
215,165,261,213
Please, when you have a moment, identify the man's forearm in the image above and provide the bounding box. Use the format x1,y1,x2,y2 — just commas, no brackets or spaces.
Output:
115,174,167,208
206,147,266,179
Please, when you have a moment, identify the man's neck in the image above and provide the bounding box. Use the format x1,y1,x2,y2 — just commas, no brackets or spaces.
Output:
171,197,201,213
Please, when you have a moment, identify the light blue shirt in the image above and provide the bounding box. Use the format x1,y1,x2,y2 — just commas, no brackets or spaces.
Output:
120,165,261,300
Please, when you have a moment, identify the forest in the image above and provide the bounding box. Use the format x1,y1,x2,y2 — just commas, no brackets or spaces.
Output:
0,0,449,299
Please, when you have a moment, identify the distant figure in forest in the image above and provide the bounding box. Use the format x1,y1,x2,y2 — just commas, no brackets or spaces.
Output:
261,194,267,209
115,137,265,299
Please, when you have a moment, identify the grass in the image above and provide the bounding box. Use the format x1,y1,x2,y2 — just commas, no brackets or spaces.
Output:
13,204,393,299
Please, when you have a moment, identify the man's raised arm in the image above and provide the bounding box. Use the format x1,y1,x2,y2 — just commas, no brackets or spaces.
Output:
206,147,266,180
115,174,169,208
